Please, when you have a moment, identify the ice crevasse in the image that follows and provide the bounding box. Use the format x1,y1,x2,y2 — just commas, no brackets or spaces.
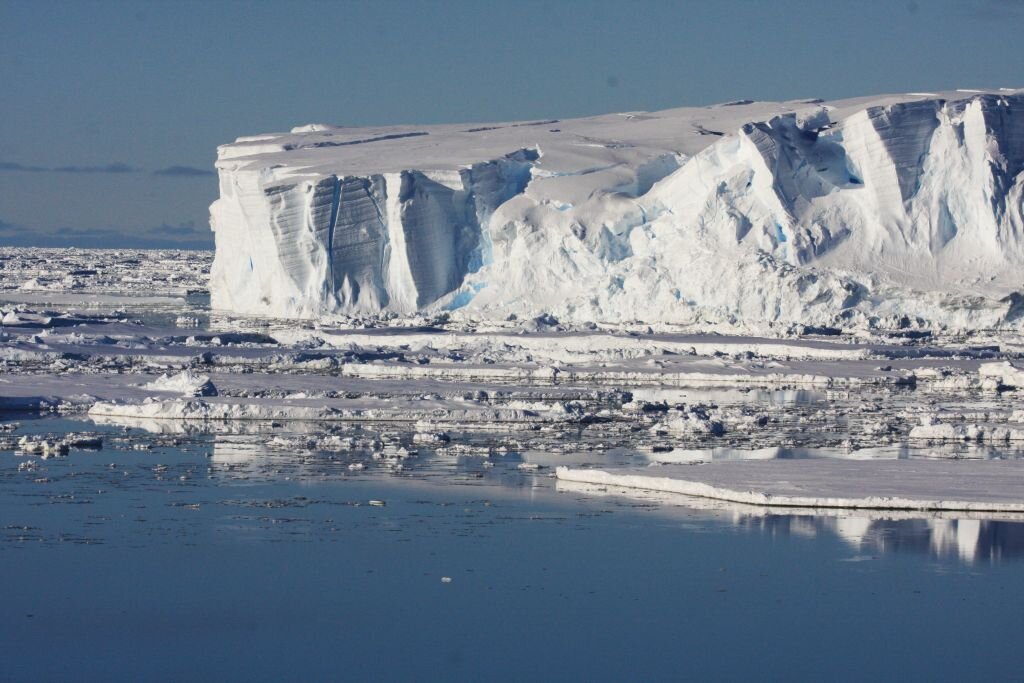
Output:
209,89,1024,330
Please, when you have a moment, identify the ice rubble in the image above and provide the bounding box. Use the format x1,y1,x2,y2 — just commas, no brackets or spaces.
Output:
7,249,1024,519
0,247,209,302
143,369,219,397
211,89,1024,330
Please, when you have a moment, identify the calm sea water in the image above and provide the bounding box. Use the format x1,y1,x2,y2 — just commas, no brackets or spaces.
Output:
3,416,1024,682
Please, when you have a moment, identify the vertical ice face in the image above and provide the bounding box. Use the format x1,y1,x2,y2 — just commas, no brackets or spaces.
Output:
898,95,1024,264
395,171,473,309
736,113,864,263
959,95,1024,199
975,95,1024,240
864,99,941,203
742,113,853,213
459,149,538,271
699,95,1024,272
210,149,539,317
210,170,331,316
328,176,389,310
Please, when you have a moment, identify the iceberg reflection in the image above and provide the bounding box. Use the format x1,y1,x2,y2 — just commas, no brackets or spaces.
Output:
557,480,1024,565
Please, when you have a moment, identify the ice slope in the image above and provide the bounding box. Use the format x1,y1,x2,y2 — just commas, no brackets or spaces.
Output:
210,88,1024,329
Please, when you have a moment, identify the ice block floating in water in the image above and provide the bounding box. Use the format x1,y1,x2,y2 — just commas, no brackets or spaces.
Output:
556,460,1024,513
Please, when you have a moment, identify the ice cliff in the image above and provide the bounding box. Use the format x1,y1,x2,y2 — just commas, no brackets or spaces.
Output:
210,88,1024,330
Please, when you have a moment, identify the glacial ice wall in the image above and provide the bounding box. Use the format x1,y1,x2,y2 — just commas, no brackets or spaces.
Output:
210,148,535,316
210,89,1024,330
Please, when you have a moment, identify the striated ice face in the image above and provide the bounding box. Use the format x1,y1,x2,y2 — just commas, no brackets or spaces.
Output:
209,90,1024,331
210,149,535,317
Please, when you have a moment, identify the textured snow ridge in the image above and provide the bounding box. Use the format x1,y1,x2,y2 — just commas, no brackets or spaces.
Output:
556,461,1024,513
87,398,562,426
143,370,218,397
211,89,1024,329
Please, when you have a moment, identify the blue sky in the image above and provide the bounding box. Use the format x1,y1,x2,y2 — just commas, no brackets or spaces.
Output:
1,0,1022,250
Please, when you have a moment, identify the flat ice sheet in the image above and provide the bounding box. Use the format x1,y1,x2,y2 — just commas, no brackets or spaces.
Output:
557,460,1024,512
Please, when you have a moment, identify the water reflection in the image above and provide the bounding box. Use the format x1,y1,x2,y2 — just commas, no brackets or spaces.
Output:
739,512,1024,565
206,433,1024,566
14,416,1024,567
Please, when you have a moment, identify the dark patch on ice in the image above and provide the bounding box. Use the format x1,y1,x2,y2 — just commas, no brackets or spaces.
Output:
283,132,429,151
512,119,560,128
462,120,559,134
694,124,724,136
1001,292,1024,323
159,332,279,346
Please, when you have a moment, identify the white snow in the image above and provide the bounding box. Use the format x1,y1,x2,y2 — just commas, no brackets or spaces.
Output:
210,89,1024,331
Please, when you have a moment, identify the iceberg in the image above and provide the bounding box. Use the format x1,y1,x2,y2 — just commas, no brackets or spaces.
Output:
210,89,1024,330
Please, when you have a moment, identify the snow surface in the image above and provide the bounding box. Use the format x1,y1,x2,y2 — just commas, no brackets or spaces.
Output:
211,89,1024,330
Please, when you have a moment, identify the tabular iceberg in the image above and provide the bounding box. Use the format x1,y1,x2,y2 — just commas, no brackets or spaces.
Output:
210,88,1024,330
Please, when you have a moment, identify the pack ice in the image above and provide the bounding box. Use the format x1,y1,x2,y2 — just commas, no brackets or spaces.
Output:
210,89,1024,330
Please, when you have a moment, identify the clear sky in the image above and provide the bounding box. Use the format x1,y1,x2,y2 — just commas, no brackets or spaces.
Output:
1,0,1022,250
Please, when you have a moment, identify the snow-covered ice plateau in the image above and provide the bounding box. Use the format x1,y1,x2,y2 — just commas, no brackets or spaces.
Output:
211,89,1024,332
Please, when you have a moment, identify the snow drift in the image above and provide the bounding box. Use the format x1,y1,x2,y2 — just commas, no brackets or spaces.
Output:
210,89,1024,330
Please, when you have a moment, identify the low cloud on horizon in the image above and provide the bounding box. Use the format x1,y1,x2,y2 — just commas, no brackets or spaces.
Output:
0,160,139,174
153,165,216,177
1,160,214,177
146,220,210,238
54,162,139,174
0,217,213,251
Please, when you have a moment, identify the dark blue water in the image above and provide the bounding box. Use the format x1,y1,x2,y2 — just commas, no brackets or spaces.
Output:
2,417,1024,682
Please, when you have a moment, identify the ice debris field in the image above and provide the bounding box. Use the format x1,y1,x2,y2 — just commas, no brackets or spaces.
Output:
0,267,1022,512
3,87,1024,515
